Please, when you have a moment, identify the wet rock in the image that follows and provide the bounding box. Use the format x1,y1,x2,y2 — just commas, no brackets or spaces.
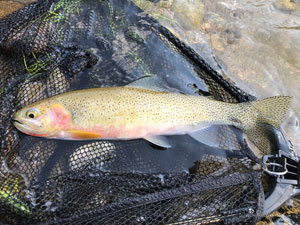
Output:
0,1,24,18
171,0,205,30
274,0,297,12
210,33,224,51
0,0,37,19
201,22,211,33
223,25,241,44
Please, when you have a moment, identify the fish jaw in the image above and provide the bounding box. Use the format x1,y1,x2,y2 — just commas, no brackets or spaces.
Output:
12,118,51,137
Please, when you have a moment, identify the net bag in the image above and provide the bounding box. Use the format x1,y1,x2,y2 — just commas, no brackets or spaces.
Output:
0,0,265,224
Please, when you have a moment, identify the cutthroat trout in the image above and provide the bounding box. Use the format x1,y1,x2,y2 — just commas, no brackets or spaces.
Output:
12,85,291,152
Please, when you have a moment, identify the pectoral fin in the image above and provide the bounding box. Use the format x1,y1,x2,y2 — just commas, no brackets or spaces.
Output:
143,136,171,149
68,130,101,139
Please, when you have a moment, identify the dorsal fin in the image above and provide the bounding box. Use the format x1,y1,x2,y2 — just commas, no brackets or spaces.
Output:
126,76,169,92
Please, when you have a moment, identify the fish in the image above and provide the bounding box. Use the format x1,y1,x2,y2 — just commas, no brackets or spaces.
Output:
12,80,292,153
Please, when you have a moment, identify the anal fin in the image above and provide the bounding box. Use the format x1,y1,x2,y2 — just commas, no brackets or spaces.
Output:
144,135,171,149
188,125,243,150
188,126,220,148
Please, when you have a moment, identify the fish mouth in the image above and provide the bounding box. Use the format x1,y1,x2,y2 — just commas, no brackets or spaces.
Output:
12,119,23,125
12,118,32,132
12,118,28,131
12,118,50,137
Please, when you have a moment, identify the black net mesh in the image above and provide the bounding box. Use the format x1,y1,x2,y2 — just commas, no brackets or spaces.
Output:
0,0,264,224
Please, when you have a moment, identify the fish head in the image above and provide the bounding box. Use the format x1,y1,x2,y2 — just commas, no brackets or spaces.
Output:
12,102,71,138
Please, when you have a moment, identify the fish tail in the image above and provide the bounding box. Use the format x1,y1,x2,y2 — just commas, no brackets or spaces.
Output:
241,96,292,155
251,96,292,129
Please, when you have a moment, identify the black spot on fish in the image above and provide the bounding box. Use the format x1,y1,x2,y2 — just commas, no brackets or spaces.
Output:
229,117,242,125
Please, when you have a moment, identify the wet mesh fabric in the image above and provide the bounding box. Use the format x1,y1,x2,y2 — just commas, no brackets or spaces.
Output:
0,0,264,224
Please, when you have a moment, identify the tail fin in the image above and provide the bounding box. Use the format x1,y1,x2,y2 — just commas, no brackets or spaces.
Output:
251,96,292,129
243,96,292,156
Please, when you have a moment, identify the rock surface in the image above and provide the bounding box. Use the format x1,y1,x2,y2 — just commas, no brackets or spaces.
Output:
0,1,23,18
0,0,36,18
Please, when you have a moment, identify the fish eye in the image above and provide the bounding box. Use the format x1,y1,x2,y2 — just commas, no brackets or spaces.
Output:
25,109,39,119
